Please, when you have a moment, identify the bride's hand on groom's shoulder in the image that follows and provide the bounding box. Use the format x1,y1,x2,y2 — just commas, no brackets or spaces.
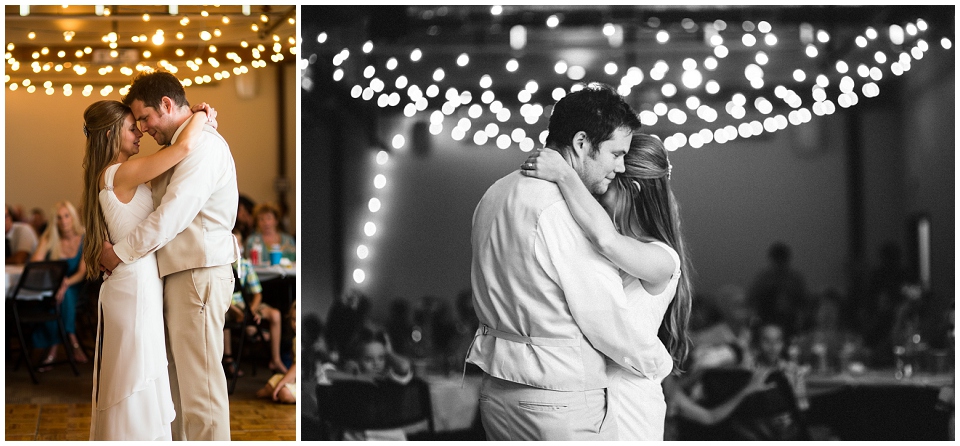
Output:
190,102,219,130
520,147,573,183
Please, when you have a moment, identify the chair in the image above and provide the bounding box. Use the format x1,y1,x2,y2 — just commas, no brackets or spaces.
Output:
223,265,268,394
72,276,100,362
8,260,81,384
690,367,810,441
316,376,434,439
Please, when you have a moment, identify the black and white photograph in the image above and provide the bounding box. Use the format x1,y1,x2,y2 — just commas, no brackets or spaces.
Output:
302,4,954,441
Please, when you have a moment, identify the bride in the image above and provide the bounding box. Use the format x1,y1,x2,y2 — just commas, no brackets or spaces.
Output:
80,99,216,440
522,133,693,440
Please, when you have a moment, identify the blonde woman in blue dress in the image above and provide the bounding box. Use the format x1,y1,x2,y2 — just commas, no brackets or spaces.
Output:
521,133,692,440
80,99,216,440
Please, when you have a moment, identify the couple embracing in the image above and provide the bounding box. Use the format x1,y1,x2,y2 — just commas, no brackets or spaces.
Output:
80,70,239,440
467,82,692,440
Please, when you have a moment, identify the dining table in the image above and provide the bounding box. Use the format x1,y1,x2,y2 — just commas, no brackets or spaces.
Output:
5,264,24,295
252,262,297,316
806,368,954,396
805,368,954,440
252,262,296,282
421,373,483,433
4,264,47,300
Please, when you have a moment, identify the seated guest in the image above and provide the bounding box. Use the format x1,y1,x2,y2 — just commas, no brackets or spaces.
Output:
30,200,88,367
245,202,296,263
332,326,413,441
753,322,812,411
10,204,26,222
257,301,297,404
224,231,287,376
664,367,776,440
235,194,256,246
29,207,48,237
325,289,373,363
301,313,333,386
341,326,413,383
754,322,789,368
690,285,757,369
451,289,481,373
302,312,335,440
6,204,38,264
795,290,867,371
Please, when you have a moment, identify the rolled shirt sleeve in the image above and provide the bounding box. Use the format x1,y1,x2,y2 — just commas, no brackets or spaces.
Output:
113,129,229,264
535,200,666,378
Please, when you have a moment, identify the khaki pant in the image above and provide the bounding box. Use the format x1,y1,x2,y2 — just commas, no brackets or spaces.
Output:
163,265,234,441
478,374,616,440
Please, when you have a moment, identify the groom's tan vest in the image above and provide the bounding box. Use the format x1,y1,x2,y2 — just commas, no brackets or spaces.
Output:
151,125,239,278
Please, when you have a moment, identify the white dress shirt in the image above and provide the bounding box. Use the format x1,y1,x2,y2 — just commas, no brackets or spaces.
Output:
6,222,38,257
466,171,668,392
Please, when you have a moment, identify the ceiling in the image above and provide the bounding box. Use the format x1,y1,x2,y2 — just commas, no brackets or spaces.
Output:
301,5,954,147
5,5,297,90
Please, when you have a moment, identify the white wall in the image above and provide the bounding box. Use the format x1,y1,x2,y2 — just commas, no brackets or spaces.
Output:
324,61,953,324
333,112,852,323
4,64,297,234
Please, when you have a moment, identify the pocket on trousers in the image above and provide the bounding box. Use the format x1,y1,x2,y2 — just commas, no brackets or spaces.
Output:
518,400,572,413
592,388,609,435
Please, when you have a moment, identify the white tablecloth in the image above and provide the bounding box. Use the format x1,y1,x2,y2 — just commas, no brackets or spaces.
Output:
807,370,954,397
423,374,482,432
5,264,48,300
252,263,296,282
5,264,23,295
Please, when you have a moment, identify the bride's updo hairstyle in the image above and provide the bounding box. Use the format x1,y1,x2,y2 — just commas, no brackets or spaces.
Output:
80,100,132,279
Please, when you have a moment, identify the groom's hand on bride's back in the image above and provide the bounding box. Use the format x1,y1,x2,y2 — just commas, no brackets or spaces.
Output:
99,241,122,276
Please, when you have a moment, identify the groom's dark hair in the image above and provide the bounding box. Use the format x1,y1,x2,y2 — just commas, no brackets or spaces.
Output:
122,70,189,110
545,82,641,157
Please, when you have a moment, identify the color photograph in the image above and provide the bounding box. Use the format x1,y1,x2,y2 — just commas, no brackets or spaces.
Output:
5,5,297,441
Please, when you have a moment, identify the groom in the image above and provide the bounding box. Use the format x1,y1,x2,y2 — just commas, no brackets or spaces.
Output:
467,83,663,440
100,70,239,441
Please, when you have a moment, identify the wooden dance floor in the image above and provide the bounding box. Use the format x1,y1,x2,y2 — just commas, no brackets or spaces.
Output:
5,353,296,441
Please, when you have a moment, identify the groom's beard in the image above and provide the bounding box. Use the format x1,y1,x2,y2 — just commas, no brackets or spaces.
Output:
152,129,172,146
151,108,175,146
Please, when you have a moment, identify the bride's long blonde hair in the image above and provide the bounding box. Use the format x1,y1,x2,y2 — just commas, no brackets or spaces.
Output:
607,133,693,374
80,100,130,280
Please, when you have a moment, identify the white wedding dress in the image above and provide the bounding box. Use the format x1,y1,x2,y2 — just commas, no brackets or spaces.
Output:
90,163,175,440
611,240,681,441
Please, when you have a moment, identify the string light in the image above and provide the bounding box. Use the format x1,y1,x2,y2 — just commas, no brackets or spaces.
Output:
319,11,941,164
6,6,296,95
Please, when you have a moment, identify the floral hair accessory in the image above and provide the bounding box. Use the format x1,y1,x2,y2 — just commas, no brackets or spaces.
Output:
667,162,673,180
82,124,89,138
